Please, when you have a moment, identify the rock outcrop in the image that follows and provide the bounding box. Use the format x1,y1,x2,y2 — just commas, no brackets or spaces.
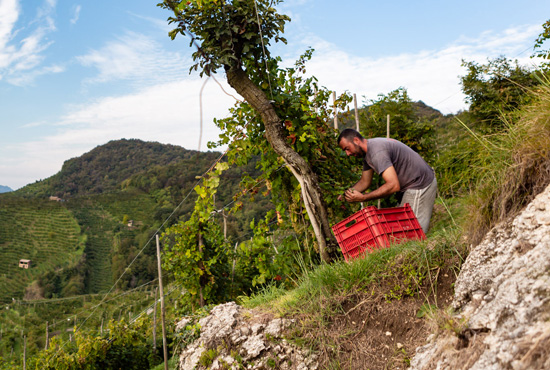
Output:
175,302,318,370
411,184,550,369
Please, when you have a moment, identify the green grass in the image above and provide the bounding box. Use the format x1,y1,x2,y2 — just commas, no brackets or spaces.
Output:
461,78,550,244
242,225,466,315
149,356,178,370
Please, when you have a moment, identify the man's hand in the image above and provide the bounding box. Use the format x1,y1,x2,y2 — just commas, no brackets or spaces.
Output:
344,188,364,203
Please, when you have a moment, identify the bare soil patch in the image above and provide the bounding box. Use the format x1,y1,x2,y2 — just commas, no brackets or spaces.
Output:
294,267,455,370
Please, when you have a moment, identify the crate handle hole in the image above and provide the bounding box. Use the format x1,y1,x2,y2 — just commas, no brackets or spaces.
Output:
345,219,357,228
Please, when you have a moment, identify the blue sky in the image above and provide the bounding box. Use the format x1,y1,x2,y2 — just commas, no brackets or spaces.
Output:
1,0,549,190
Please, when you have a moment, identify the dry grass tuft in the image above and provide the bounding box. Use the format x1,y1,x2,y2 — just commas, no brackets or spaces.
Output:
467,80,550,245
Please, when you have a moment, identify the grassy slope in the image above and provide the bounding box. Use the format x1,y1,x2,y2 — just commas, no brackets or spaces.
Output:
239,82,550,370
0,196,83,304
241,198,468,369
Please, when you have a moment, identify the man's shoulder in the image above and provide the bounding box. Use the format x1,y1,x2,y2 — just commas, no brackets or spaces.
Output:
367,138,392,151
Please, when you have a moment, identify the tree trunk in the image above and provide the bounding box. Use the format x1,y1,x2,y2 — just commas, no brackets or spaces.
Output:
225,67,337,262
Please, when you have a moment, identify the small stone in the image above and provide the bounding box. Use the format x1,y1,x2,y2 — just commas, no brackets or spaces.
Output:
397,342,404,349
240,326,251,336
386,331,392,336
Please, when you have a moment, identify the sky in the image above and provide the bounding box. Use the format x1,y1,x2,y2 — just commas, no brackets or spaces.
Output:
1,0,549,190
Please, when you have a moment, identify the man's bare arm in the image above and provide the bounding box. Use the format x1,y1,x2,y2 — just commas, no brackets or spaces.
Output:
339,170,373,202
352,170,373,192
345,166,400,202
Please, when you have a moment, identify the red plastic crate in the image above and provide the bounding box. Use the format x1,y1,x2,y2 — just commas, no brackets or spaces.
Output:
332,203,426,261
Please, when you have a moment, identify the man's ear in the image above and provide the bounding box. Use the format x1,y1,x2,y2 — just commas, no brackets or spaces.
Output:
353,137,361,145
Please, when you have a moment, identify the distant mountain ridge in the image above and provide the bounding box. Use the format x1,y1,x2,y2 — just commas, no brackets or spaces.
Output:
0,185,12,193
16,139,217,199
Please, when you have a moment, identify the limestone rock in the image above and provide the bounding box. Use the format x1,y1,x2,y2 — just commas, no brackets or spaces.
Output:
175,302,316,370
410,184,550,370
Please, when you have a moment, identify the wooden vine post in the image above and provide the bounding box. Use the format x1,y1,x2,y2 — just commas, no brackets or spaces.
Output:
23,335,27,370
354,93,360,131
153,286,158,352
333,91,338,130
44,321,49,350
155,235,169,370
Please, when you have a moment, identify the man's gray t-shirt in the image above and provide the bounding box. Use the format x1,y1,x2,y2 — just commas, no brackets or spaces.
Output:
363,138,434,191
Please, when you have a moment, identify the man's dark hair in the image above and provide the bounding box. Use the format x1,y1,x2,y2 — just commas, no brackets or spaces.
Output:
337,128,364,145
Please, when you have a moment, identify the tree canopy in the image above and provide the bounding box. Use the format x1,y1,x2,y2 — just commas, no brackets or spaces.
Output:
159,0,357,262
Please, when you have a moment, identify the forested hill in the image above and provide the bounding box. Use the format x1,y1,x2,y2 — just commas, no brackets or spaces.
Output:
0,138,269,303
16,139,220,199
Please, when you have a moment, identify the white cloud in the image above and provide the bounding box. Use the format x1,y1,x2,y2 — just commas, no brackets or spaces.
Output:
293,24,542,114
7,63,64,86
127,11,171,32
0,0,58,85
70,5,81,25
1,22,545,189
76,31,191,87
1,77,239,189
0,0,21,69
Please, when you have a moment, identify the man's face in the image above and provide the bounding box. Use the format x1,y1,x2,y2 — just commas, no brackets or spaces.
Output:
339,137,364,158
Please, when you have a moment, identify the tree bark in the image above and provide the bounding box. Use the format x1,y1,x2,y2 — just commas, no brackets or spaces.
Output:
225,67,337,262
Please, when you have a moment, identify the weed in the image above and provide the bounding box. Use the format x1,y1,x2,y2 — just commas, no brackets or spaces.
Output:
463,80,550,244
266,357,277,367
230,350,245,369
198,348,218,367
417,303,438,319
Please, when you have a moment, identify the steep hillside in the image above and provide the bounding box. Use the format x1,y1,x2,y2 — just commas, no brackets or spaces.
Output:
16,139,215,199
0,196,83,304
411,183,550,370
0,138,273,362
0,139,270,300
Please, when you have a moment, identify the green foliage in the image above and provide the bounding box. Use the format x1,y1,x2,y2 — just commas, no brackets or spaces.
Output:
232,212,313,293
0,196,83,304
464,79,550,243
360,87,436,163
431,111,480,197
385,253,428,301
162,163,230,308
28,318,163,370
160,0,290,77
199,348,219,367
243,228,466,317
211,50,358,252
17,139,195,199
460,56,538,132
416,303,437,319
533,19,550,60
0,281,163,367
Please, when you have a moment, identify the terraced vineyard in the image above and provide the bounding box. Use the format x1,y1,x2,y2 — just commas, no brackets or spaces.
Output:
0,196,83,304
65,190,159,294
67,199,118,294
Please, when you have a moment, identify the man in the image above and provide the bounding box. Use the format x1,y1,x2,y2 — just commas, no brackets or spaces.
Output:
337,128,437,233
